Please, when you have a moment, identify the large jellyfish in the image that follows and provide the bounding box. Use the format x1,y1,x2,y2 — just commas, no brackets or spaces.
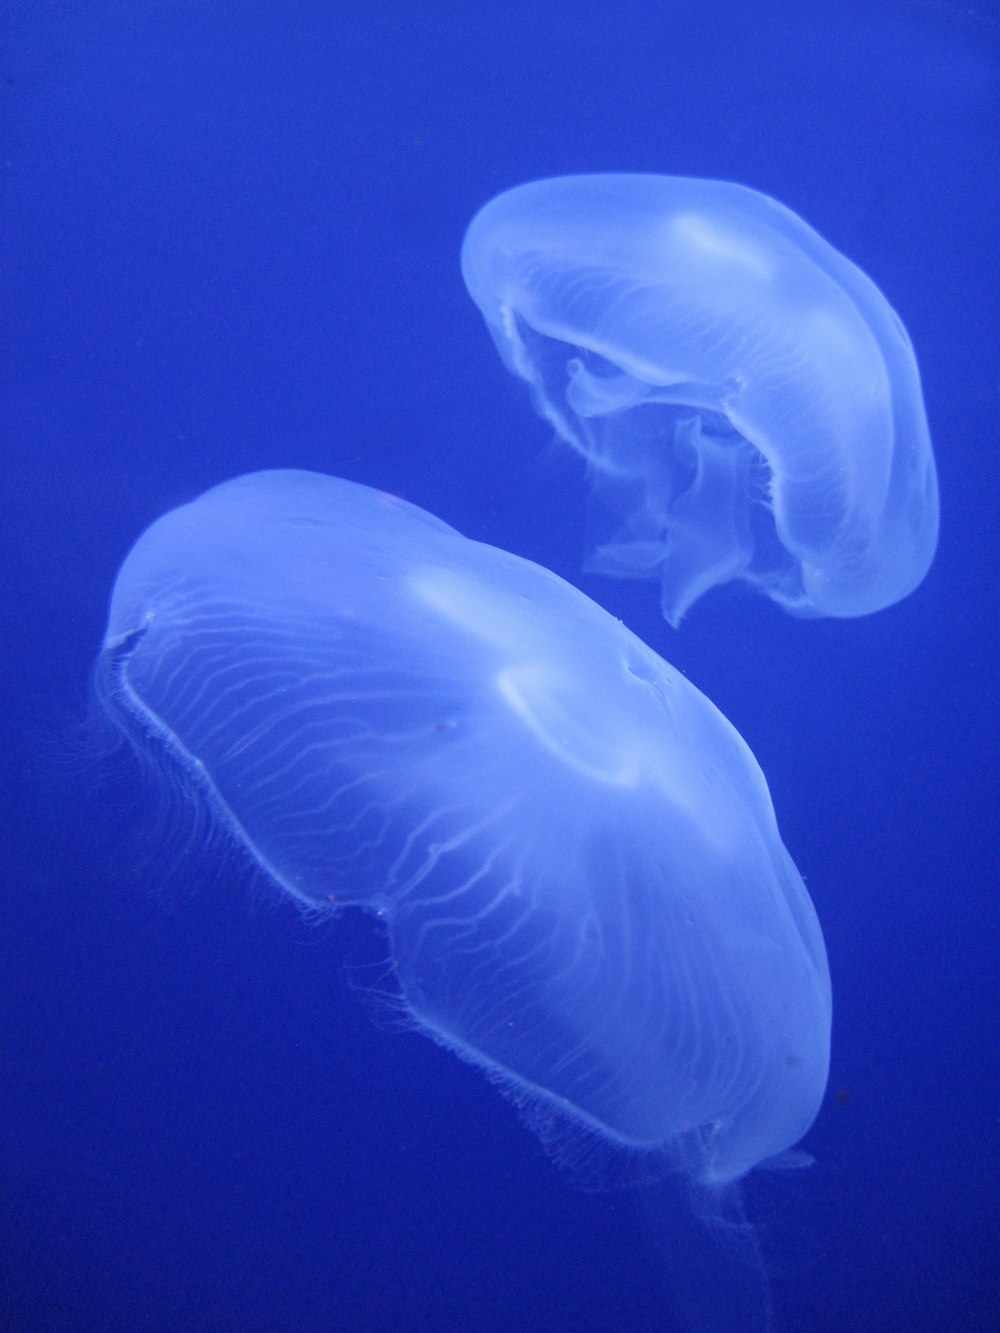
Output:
461,173,939,625
96,469,830,1184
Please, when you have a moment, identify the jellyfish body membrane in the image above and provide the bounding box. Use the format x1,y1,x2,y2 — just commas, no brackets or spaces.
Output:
461,173,939,625
98,469,830,1184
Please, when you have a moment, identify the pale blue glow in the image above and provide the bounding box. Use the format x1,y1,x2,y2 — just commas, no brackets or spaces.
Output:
462,174,939,625
98,469,830,1184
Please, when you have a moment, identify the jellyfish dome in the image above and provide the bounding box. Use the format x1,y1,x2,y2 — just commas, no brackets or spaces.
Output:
461,173,939,625
97,469,830,1184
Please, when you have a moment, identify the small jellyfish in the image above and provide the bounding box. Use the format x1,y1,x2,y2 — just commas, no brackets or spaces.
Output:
97,469,830,1185
461,173,939,625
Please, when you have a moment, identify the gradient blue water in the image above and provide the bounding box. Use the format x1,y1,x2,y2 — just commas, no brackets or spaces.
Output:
2,3,997,1330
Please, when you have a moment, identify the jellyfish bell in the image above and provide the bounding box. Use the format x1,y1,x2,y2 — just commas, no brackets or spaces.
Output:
97,469,830,1186
461,173,939,625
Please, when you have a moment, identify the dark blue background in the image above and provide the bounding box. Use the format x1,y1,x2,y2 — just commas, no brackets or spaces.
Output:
2,3,997,1329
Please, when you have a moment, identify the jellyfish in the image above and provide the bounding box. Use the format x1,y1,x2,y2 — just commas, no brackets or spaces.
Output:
96,469,830,1185
461,173,939,626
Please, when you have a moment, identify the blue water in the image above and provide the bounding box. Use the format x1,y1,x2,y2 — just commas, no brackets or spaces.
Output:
2,3,997,1330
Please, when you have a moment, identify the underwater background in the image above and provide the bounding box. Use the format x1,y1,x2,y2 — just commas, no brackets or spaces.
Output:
1,2,997,1330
